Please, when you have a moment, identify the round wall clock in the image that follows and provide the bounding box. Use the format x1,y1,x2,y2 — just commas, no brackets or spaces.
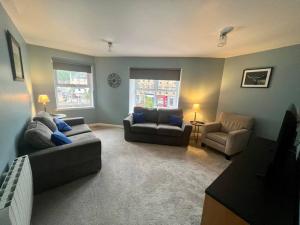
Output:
107,73,121,88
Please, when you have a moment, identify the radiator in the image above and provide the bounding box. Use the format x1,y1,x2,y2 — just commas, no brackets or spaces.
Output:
0,156,33,225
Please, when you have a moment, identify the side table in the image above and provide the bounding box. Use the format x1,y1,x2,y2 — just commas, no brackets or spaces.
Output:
190,121,205,144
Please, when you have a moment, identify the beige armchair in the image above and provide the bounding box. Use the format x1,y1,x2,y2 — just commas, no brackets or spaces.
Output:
201,112,254,159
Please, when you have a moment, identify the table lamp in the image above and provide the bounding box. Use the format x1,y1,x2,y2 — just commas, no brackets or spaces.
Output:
38,95,50,112
192,104,200,122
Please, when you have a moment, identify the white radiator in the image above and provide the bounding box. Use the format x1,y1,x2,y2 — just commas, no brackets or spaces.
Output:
0,156,33,225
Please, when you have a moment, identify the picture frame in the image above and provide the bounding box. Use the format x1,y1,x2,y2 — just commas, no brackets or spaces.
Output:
6,30,25,81
241,67,273,88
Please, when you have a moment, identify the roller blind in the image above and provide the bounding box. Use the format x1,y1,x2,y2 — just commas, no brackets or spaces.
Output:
52,58,92,73
129,68,181,81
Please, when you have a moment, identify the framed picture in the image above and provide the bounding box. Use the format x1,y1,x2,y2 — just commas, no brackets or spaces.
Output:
6,30,25,81
241,67,273,88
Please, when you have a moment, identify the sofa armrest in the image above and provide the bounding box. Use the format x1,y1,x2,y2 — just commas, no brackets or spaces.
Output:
182,122,192,135
123,114,133,132
225,129,250,156
202,122,221,133
29,138,101,175
63,117,85,126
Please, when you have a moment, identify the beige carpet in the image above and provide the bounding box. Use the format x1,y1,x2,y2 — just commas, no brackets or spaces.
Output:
31,126,230,225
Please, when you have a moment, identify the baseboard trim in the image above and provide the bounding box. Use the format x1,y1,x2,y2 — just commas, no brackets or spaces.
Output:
89,123,123,128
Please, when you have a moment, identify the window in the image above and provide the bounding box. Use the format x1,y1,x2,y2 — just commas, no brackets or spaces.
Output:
53,60,94,109
129,68,181,112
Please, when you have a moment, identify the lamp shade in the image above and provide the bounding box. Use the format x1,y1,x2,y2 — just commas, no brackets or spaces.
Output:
38,95,50,104
192,104,200,112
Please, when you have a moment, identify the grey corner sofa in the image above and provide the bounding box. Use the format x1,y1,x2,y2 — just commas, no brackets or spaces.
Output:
23,111,101,194
201,112,254,159
123,107,192,146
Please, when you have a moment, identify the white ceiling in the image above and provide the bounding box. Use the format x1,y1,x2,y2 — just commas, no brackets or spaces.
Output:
2,0,300,57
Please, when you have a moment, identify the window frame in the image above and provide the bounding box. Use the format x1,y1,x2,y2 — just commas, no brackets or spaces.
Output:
53,68,95,110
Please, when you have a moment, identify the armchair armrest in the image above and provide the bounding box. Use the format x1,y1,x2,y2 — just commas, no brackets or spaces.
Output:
123,114,133,132
225,129,250,155
202,122,221,133
29,138,101,175
63,117,85,126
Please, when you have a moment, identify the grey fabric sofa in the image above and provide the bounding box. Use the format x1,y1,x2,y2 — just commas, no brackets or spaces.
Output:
123,107,192,146
201,112,254,159
23,112,101,194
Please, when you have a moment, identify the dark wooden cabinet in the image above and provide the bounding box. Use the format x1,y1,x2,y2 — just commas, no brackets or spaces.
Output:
201,137,299,225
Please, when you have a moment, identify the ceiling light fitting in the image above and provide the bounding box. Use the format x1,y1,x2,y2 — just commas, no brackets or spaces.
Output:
218,26,234,47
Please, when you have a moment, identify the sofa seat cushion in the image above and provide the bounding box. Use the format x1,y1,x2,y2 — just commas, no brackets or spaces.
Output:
63,124,91,137
157,124,183,137
131,123,157,134
69,131,99,143
206,132,228,145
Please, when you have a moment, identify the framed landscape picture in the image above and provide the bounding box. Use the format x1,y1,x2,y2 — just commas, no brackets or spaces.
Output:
6,30,25,81
241,67,273,88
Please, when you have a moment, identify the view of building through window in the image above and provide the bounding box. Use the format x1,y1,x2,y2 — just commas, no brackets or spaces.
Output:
54,70,94,109
130,79,180,111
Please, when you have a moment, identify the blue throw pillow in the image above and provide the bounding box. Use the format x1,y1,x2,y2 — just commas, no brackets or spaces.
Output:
51,130,72,146
133,112,145,124
53,117,72,132
169,115,183,127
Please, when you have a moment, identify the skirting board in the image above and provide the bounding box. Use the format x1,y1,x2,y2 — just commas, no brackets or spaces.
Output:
89,123,123,128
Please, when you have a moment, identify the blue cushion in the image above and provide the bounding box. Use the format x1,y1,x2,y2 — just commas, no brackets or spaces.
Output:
51,130,72,146
53,117,72,132
133,112,145,124
169,115,183,127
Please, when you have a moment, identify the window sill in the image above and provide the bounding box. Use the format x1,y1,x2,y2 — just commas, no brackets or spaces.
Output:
56,106,95,111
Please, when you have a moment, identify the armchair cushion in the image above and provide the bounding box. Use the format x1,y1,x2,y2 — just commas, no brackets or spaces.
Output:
157,124,183,137
51,130,72,146
131,123,157,134
54,117,72,132
206,132,228,145
133,112,145,123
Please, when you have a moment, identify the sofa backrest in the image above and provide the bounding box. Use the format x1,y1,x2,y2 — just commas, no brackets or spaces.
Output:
218,112,254,133
24,121,55,150
158,108,183,124
134,107,158,123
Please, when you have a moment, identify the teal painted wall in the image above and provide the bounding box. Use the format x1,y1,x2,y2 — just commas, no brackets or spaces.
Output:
27,45,225,125
0,3,33,173
217,45,300,140
94,57,225,124
28,45,97,123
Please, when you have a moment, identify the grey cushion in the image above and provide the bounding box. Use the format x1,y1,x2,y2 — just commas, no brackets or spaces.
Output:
33,111,57,131
134,107,158,123
24,121,55,149
63,124,91,137
157,124,183,137
206,132,228,145
131,123,157,134
158,109,183,124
